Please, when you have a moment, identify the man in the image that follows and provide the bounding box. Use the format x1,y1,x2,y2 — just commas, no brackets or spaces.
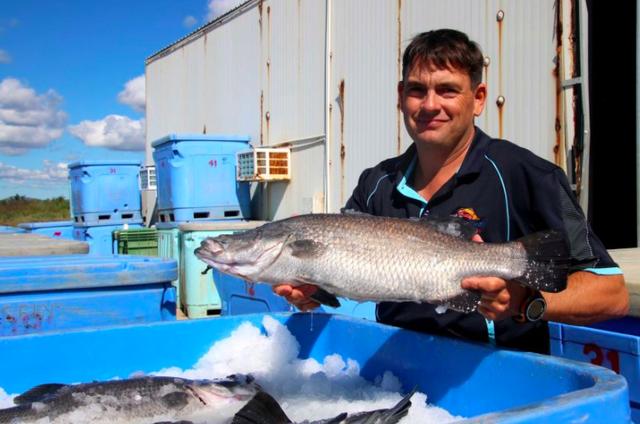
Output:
274,29,628,353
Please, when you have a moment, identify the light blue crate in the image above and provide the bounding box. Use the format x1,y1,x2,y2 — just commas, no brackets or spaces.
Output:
73,223,143,255
68,160,141,221
152,134,251,223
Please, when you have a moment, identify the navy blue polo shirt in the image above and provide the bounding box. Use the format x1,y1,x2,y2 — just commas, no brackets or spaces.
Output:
344,127,621,354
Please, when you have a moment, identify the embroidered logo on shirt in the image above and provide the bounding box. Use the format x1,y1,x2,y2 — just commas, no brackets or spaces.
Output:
453,207,485,233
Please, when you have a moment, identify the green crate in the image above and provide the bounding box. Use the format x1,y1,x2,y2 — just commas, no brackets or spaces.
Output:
114,228,158,256
157,226,181,306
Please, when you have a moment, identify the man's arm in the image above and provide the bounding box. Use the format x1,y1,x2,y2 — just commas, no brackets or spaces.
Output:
461,272,629,324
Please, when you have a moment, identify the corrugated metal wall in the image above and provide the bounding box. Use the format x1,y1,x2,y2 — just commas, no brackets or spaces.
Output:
146,0,560,220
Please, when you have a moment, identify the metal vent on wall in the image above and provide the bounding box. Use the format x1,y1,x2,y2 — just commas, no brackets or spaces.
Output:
236,148,291,182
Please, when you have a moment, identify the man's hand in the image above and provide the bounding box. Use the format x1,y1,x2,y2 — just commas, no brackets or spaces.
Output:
460,234,530,321
272,283,321,312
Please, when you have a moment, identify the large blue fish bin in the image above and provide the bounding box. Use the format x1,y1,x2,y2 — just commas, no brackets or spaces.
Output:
0,255,177,336
18,220,74,239
152,134,251,223
0,313,629,422
550,317,640,422
68,160,142,226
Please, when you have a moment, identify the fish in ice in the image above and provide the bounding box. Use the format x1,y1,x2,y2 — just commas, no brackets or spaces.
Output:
195,212,569,312
232,388,415,424
0,374,260,424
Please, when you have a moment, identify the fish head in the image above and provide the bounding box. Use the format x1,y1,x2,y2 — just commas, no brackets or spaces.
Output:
187,374,262,404
194,227,290,282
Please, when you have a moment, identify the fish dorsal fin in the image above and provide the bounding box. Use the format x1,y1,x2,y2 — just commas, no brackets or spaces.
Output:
287,239,326,258
14,383,67,404
412,215,478,240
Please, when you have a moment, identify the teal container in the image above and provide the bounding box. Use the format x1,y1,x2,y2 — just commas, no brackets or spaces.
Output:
156,223,181,306
178,221,265,318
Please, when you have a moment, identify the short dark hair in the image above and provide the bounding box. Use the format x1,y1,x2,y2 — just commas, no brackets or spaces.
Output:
402,29,484,87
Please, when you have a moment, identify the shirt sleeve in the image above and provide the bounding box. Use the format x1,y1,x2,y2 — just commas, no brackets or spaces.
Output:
343,167,373,213
530,167,621,274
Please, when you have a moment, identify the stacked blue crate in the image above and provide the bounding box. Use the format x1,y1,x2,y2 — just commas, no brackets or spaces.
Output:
68,160,143,255
152,134,256,318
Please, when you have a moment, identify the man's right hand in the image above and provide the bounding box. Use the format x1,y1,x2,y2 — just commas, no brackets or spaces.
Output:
272,284,321,311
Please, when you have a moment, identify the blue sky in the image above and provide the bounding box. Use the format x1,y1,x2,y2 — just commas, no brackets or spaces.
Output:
0,0,241,199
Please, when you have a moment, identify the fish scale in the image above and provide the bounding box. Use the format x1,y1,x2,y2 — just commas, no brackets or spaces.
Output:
195,213,569,313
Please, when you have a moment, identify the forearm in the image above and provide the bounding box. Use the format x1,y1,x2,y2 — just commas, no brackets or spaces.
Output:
543,272,629,325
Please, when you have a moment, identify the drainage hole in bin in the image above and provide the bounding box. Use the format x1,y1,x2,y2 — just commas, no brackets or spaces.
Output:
122,213,133,219
160,214,166,222
74,217,79,223
224,210,240,217
98,214,111,220
206,309,221,316
194,212,210,219
170,214,175,221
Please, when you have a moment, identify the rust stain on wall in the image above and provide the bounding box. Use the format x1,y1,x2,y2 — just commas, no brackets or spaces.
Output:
338,79,346,204
397,0,403,154
497,10,504,138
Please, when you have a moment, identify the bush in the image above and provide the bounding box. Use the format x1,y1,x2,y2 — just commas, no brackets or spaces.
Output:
0,195,70,226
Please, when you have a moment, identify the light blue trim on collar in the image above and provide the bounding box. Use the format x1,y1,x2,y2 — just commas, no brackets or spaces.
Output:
485,319,496,345
484,155,510,241
583,267,624,276
396,156,428,209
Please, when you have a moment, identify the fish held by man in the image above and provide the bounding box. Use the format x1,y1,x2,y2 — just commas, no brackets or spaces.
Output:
0,374,261,424
195,213,570,313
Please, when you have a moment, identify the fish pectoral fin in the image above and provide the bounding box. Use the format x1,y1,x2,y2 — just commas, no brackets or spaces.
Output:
309,287,341,308
14,383,68,404
412,215,478,240
287,239,326,258
161,391,191,409
232,391,292,424
441,290,481,313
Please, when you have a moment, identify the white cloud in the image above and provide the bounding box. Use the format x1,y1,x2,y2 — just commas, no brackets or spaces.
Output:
0,78,67,155
207,0,245,21
68,114,145,151
0,160,68,187
117,75,145,113
0,49,10,64
183,15,198,28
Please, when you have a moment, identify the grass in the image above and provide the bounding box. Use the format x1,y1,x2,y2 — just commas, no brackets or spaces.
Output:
0,195,70,226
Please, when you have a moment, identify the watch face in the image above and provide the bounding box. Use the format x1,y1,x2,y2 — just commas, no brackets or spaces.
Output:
526,298,546,321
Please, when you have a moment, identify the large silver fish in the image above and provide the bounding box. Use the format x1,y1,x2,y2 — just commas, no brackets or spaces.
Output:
0,374,260,424
195,213,569,312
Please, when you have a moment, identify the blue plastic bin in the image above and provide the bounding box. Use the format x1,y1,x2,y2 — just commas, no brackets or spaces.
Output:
19,220,74,239
68,160,142,226
0,255,177,336
152,134,251,223
213,270,374,319
0,313,630,422
0,226,25,234
73,223,143,255
550,317,640,422
156,223,181,305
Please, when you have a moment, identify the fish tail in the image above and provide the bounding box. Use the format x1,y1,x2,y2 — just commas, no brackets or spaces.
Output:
513,230,571,292
231,391,292,424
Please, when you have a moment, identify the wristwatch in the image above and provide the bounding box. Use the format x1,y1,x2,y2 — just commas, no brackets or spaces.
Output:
514,288,546,323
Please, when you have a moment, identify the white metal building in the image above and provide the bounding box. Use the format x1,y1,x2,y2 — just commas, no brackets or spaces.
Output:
144,0,603,226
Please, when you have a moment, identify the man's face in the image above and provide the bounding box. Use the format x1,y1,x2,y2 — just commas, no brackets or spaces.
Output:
398,62,486,151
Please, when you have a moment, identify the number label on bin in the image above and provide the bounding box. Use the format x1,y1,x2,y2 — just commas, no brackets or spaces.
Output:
584,343,621,374
208,159,218,167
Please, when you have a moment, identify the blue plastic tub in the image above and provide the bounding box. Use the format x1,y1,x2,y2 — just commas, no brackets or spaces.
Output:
18,220,74,239
73,223,143,255
213,270,375,319
550,317,640,422
68,160,142,226
152,134,251,223
0,226,25,234
0,313,630,422
0,255,177,336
